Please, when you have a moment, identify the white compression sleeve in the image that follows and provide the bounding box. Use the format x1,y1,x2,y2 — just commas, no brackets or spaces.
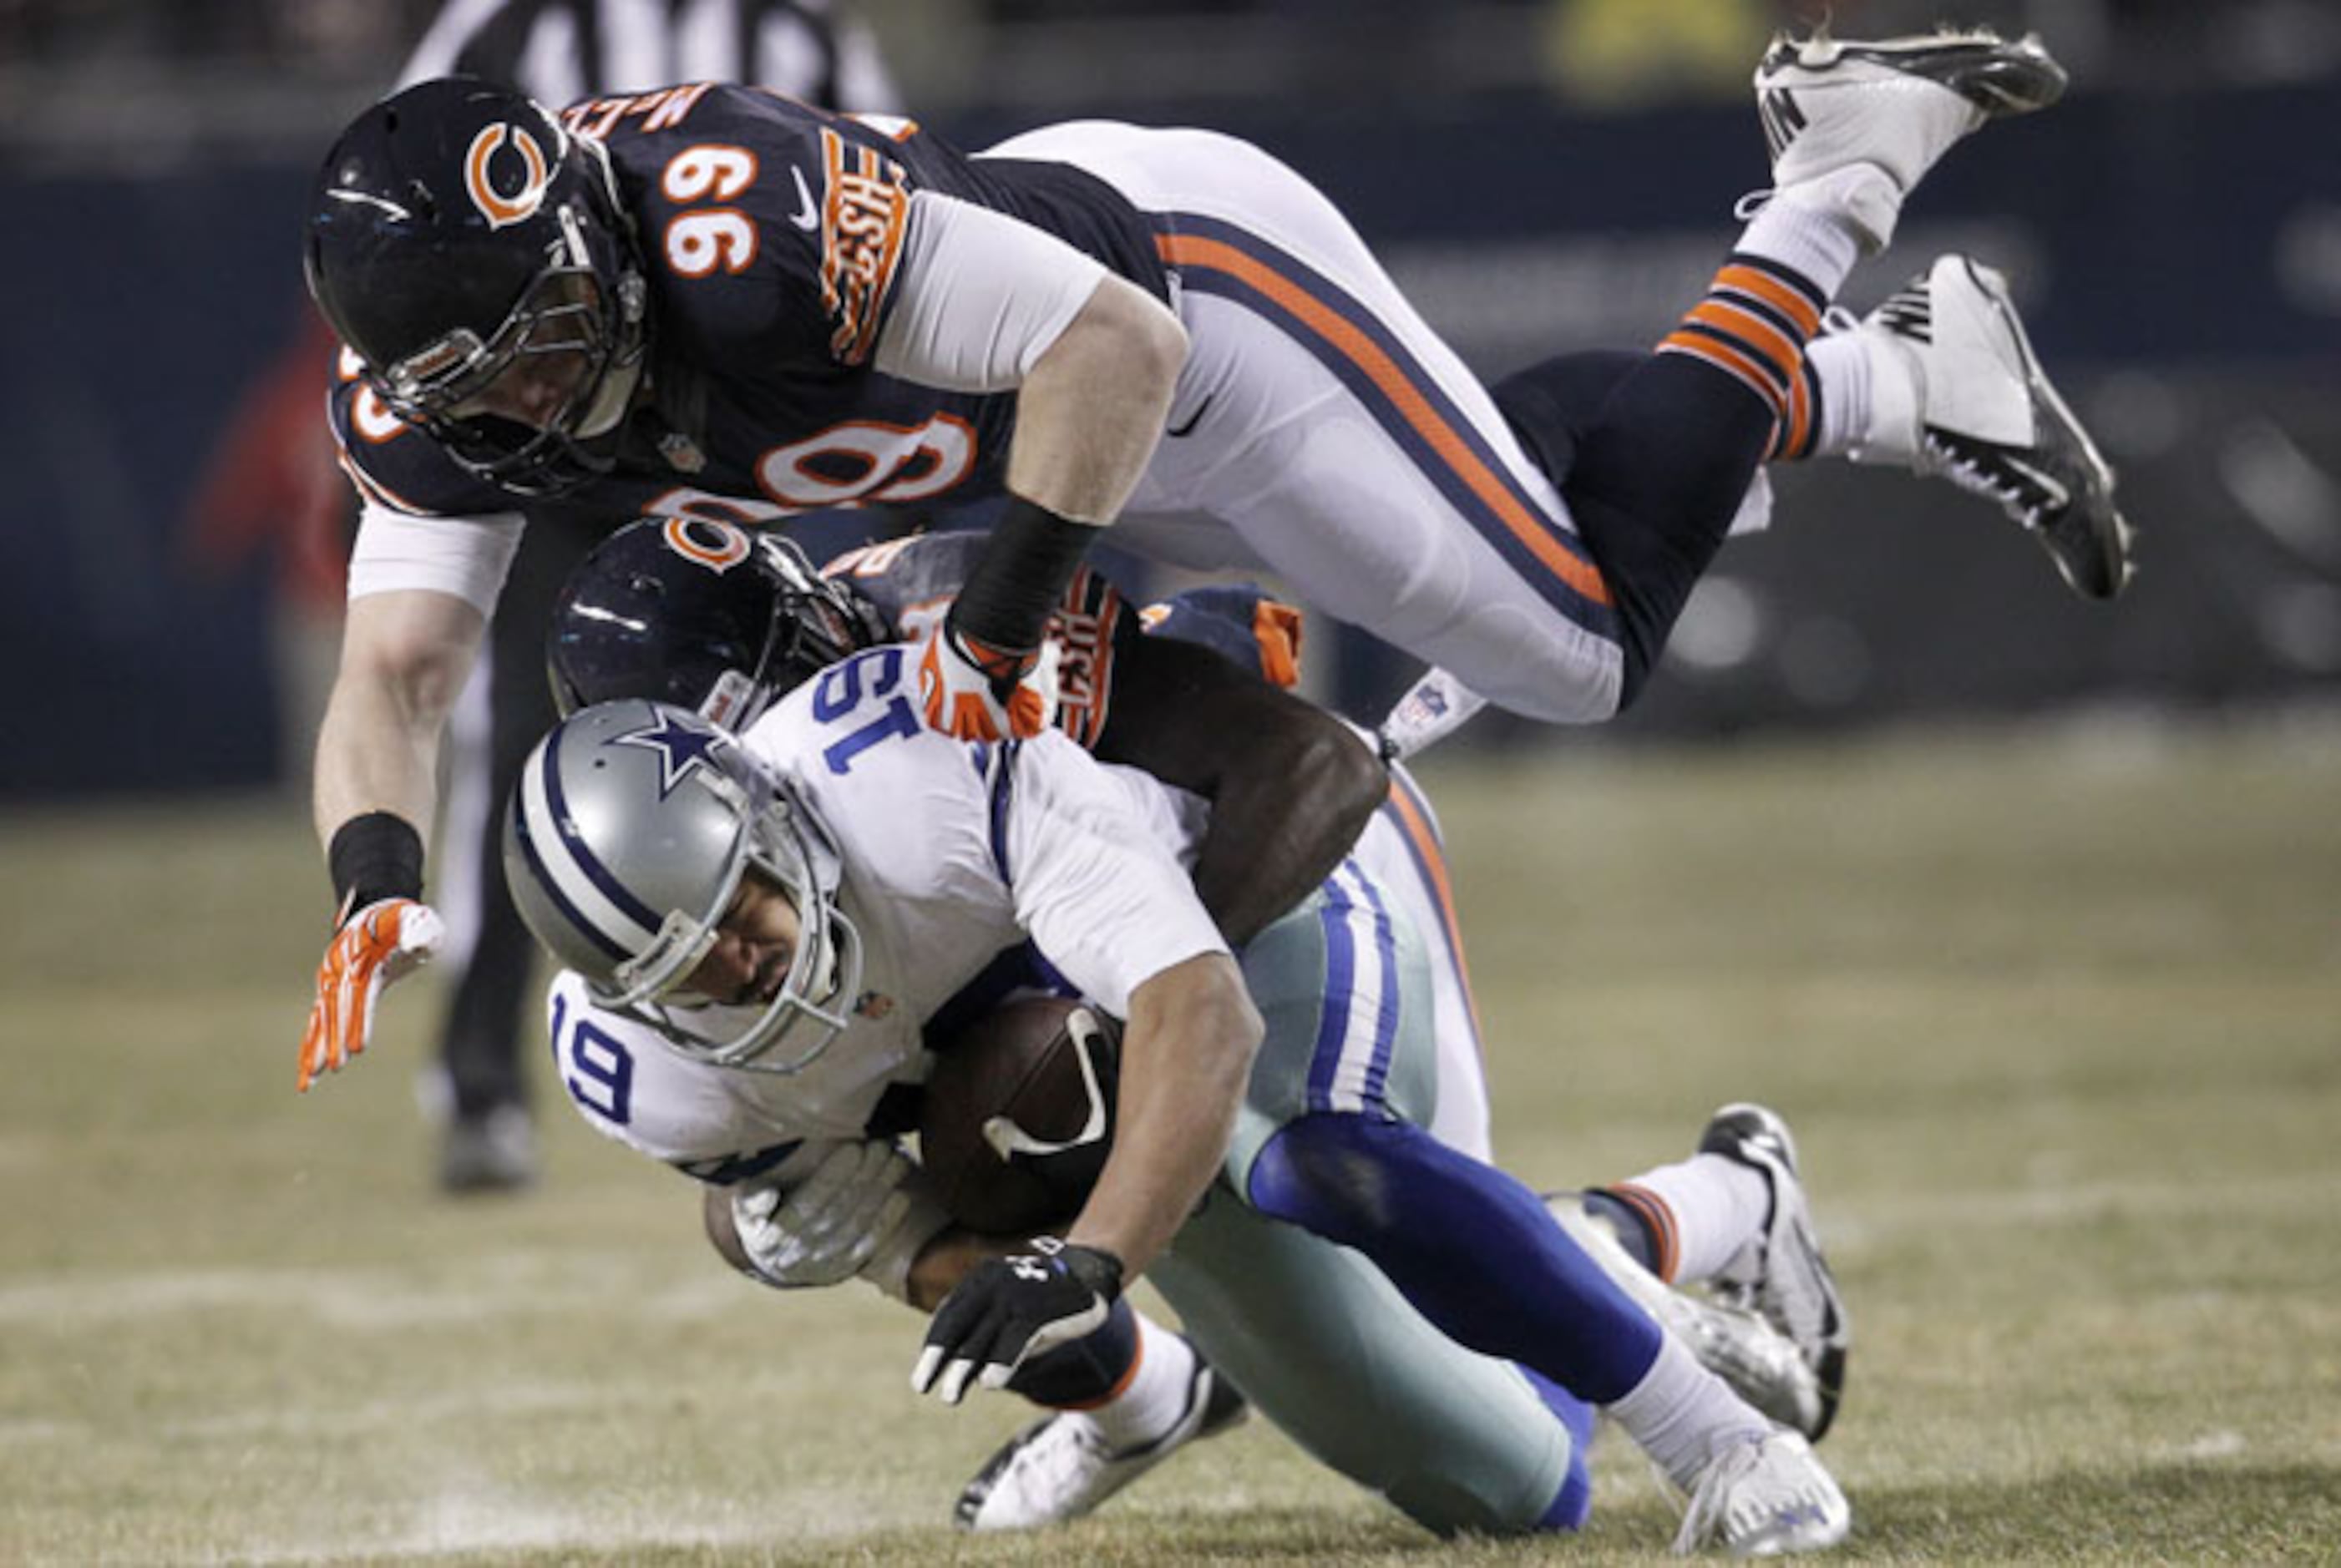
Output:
346,503,525,615
873,190,1109,395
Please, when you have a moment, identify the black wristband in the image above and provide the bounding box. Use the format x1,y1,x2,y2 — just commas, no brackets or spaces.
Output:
1054,1241,1126,1301
328,811,425,918
946,498,1098,657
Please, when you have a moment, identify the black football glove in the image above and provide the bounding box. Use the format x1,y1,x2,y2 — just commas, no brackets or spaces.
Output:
911,1237,1123,1404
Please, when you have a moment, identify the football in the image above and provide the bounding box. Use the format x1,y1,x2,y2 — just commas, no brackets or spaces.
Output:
919,996,1121,1235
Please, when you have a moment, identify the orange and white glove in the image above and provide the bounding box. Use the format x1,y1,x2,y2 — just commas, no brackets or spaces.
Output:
296,898,444,1091
918,623,1060,742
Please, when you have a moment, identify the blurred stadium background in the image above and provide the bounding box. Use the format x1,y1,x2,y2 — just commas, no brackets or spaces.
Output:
3,1,2338,1561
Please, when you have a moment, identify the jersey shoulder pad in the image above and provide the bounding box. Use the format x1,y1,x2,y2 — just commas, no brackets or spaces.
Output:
751,650,998,879
327,368,509,518
1140,584,1300,688
821,531,984,627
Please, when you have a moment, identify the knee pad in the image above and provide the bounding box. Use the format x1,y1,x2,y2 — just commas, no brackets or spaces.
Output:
1247,1112,1410,1241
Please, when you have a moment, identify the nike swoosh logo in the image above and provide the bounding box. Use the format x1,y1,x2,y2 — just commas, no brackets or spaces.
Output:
1167,394,1213,438
788,166,819,231
980,1011,1112,1161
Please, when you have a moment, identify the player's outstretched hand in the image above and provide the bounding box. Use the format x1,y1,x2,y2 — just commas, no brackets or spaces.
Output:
297,898,443,1091
733,1140,915,1288
917,620,1059,742
911,1237,1122,1404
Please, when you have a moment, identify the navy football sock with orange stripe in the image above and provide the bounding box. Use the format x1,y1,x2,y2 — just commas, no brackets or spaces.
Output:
1659,255,1828,454
1557,254,1827,704
1582,1186,1678,1281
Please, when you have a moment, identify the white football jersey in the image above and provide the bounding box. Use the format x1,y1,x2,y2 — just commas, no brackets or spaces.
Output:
545,644,1228,1178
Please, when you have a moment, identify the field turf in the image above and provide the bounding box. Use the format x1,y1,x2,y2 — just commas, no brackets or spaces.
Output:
4,717,2337,1564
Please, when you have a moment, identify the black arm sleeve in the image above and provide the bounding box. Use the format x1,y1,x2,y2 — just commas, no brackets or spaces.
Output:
946,498,1097,664
328,811,425,918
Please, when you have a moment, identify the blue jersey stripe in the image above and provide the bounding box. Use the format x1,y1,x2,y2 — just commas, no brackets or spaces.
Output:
1350,863,1401,1107
1306,872,1361,1111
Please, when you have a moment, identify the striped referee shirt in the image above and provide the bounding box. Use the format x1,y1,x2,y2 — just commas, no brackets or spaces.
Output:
397,0,899,113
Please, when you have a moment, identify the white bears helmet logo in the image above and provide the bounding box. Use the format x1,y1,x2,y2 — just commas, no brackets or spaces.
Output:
661,514,753,573
464,124,552,230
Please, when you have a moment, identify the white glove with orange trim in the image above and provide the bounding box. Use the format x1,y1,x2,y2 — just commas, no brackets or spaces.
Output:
296,898,444,1091
918,624,1060,742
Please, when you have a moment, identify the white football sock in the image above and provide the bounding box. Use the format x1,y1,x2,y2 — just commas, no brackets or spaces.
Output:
1086,1314,1199,1453
1802,331,1873,460
1842,322,1925,468
1735,169,1875,301
1771,161,1907,258
1604,1330,1776,1493
1615,1153,1772,1286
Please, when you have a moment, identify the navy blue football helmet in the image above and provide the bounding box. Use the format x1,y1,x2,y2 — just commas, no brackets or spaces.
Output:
548,516,894,730
305,77,648,497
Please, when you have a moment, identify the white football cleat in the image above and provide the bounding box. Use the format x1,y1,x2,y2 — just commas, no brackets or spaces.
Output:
1849,254,2135,599
1700,1105,1852,1442
1548,1196,1827,1440
1756,27,2067,251
1674,1429,1852,1557
954,1360,1249,1530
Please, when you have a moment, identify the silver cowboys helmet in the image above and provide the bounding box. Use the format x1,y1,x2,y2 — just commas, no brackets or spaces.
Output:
504,699,863,1072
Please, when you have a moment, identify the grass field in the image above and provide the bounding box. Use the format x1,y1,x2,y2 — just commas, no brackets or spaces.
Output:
4,716,2338,1565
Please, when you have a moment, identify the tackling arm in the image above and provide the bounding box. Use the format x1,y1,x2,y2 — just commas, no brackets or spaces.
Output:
1098,635,1389,945
921,276,1188,738
875,196,1188,736
1003,273,1187,528
874,195,1188,531
312,586,486,855
1062,951,1261,1277
294,586,484,1090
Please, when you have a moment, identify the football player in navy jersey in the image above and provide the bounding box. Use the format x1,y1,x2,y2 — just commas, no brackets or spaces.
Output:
299,29,2135,1097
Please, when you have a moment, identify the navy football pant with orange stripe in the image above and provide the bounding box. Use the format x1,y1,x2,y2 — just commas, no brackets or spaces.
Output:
1492,345,1780,705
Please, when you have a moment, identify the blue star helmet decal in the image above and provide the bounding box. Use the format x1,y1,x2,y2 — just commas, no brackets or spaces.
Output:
610,708,730,799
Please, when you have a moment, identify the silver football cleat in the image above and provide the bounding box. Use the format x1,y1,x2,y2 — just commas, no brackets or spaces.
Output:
1674,1428,1852,1557
1548,1196,1828,1440
1700,1105,1852,1442
1849,254,2135,599
1756,27,2066,251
